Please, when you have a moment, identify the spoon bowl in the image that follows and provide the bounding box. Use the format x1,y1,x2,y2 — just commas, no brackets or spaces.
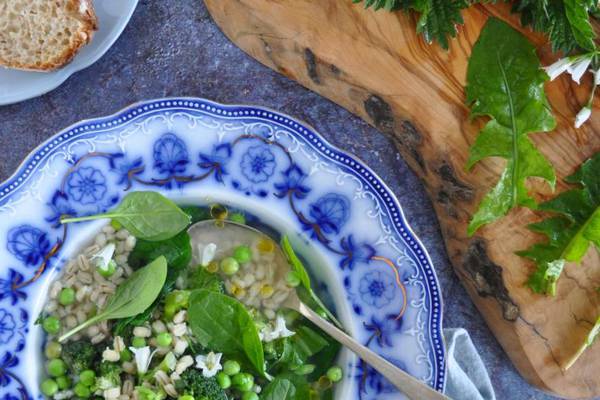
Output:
187,219,450,400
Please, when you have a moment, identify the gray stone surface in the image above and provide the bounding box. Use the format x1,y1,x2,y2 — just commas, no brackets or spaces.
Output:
0,1,561,399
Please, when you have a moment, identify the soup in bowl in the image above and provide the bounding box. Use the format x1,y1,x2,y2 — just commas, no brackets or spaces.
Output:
37,195,350,400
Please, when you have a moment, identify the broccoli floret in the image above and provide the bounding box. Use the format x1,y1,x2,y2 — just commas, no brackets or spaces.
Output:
61,339,99,374
175,369,227,400
96,361,122,389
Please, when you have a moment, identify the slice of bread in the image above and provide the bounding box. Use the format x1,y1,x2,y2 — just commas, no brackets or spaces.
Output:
0,0,98,71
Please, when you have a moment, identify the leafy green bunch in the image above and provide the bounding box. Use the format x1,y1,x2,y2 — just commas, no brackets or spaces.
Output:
519,154,600,296
354,0,599,53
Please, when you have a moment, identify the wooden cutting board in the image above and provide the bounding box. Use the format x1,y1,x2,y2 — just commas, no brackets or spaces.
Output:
204,1,600,398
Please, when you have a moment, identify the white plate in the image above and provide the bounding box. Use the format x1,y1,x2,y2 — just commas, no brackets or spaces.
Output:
0,0,138,106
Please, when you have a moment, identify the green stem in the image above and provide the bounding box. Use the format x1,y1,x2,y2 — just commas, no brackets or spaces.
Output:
58,315,104,342
563,342,589,371
61,214,114,224
309,291,344,330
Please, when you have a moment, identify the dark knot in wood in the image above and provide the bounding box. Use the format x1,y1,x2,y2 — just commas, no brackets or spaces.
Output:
463,237,519,321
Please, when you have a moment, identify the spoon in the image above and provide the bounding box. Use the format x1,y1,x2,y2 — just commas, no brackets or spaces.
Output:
188,220,450,400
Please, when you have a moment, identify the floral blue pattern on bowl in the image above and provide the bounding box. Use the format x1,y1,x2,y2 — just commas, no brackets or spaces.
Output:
0,98,445,399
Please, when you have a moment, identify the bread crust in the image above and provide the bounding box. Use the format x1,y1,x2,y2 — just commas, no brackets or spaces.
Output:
0,0,99,72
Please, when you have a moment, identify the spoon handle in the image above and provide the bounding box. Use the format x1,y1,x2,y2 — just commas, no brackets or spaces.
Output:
296,302,451,400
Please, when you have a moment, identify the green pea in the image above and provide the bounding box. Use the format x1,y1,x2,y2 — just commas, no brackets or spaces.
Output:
42,316,61,335
98,259,117,278
41,378,58,396
164,290,190,319
164,304,178,320
79,369,96,386
326,366,343,382
223,360,241,376
156,332,173,347
216,372,231,389
285,271,301,287
132,337,146,348
44,341,62,359
120,348,133,362
58,287,75,306
232,372,254,392
73,382,91,398
220,257,240,275
294,364,315,375
178,396,195,400
56,375,71,390
233,245,252,264
242,392,259,400
47,359,67,377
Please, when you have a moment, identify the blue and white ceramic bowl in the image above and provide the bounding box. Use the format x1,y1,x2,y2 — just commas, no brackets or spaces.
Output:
0,98,445,399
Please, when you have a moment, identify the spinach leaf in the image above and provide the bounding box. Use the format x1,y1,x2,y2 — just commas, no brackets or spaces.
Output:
466,18,556,236
59,256,167,342
261,378,295,400
281,236,343,329
128,231,192,272
188,289,265,376
180,205,211,224
272,326,328,371
260,375,309,400
112,302,155,338
518,153,600,295
115,232,192,336
61,191,191,241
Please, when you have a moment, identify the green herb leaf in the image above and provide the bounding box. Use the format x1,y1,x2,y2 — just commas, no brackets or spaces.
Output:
271,326,328,371
59,256,168,342
466,17,556,235
113,232,193,336
260,375,310,400
188,289,265,376
281,236,343,329
61,191,191,241
412,0,467,50
260,378,295,400
518,153,600,295
515,0,597,53
128,231,192,271
352,0,401,12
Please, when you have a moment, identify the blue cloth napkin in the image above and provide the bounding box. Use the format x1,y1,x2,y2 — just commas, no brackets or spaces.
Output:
444,328,496,400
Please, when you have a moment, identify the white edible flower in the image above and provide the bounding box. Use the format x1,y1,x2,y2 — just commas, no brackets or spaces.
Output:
200,243,217,266
544,57,572,81
91,243,116,271
567,56,592,84
273,315,295,338
543,55,593,84
195,351,223,378
129,346,159,374
575,106,592,128
260,315,295,342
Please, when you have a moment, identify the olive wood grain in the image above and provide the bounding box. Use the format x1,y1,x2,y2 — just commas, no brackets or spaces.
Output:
204,1,600,398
